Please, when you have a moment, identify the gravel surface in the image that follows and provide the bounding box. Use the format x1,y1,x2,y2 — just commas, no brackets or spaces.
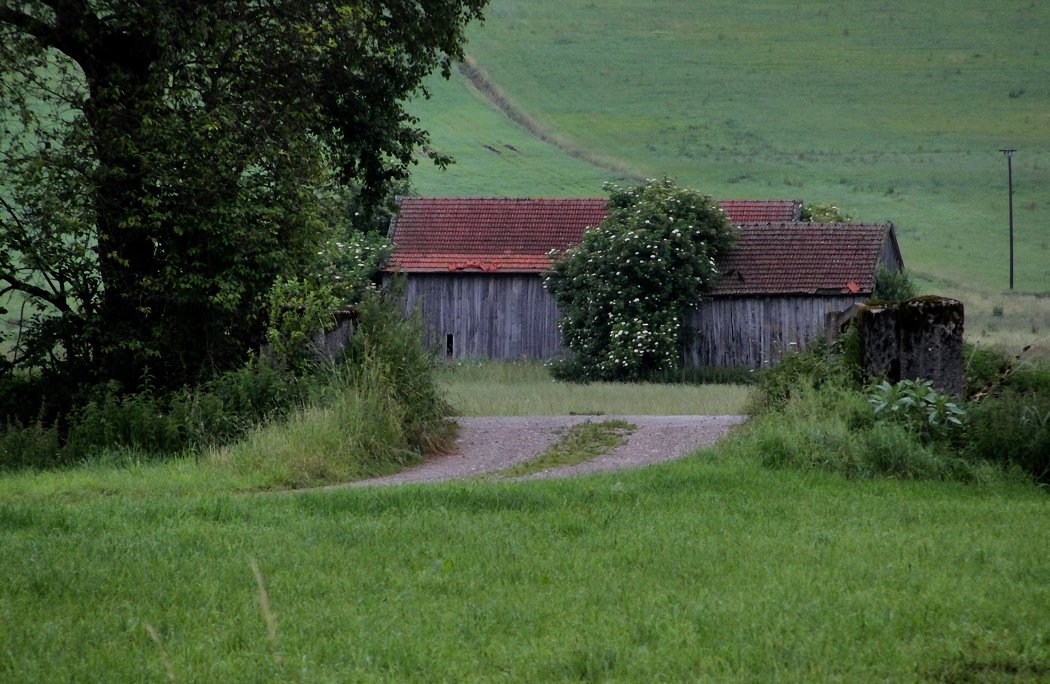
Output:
352,415,747,487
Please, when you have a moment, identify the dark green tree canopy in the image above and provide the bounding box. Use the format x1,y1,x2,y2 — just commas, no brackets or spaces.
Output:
0,0,485,396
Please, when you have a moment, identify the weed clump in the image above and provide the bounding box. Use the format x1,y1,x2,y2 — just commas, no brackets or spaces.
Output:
741,337,1050,485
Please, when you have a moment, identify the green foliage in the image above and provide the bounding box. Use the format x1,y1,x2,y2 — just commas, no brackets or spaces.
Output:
545,179,736,381
0,419,62,471
799,201,855,223
745,342,984,481
265,277,342,371
967,389,1050,483
748,330,1050,484
265,225,392,370
741,381,976,481
211,291,455,488
749,343,857,413
340,290,457,455
311,229,393,304
866,379,965,440
964,359,1050,483
0,0,486,401
964,343,1013,397
1,291,454,478
0,357,305,471
870,265,919,302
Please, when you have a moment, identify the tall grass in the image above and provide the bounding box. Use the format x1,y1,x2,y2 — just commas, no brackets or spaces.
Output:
209,363,433,490
0,292,456,492
437,360,749,415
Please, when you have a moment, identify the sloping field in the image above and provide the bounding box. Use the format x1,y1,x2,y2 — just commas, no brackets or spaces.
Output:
409,0,1050,299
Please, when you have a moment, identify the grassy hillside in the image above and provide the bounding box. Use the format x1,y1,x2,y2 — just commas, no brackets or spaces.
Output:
409,0,1050,303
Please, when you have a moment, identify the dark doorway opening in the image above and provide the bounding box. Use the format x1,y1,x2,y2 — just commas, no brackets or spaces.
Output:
446,333,454,358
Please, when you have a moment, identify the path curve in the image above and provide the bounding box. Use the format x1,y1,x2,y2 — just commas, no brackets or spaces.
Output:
352,415,746,487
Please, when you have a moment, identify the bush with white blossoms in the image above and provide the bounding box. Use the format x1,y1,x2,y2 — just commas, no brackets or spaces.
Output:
544,178,736,381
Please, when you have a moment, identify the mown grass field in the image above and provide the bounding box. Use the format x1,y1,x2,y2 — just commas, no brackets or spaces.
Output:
409,0,1050,356
437,360,750,416
2,365,1049,681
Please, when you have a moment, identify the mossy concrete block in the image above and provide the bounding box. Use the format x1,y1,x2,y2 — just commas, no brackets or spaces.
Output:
854,297,965,396
858,305,900,381
898,297,964,396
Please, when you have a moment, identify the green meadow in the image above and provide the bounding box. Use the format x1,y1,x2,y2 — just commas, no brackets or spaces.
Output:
409,0,1050,354
10,468,1050,683
2,365,1049,681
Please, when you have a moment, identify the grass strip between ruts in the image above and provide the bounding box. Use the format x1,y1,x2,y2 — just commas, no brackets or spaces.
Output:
490,419,636,479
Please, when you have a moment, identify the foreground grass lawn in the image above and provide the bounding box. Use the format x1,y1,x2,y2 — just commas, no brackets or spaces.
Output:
2,450,1048,681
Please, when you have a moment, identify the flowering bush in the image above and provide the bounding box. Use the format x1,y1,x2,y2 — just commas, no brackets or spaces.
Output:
544,179,736,381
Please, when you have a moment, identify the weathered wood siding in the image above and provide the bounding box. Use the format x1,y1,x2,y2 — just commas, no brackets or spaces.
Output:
683,295,865,368
401,273,562,359
398,274,865,367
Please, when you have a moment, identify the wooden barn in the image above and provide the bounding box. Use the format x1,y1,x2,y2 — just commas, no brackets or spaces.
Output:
384,196,901,367
683,221,902,367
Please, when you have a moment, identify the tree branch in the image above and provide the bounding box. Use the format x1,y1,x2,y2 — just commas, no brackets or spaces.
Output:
1,1,97,69
0,273,72,313
0,4,59,47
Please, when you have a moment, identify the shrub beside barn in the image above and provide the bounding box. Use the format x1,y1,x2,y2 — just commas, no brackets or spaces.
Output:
384,197,902,368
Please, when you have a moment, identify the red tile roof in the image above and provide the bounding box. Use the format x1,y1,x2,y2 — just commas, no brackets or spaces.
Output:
388,197,606,272
716,199,802,223
386,196,803,273
712,222,895,296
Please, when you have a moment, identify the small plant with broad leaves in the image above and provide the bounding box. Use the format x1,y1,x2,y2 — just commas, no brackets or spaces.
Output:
866,379,965,440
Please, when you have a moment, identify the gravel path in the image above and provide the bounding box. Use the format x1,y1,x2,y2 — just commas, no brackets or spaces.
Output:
352,415,746,487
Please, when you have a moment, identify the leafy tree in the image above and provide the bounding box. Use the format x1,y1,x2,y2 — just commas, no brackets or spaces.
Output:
0,1,485,402
544,179,736,381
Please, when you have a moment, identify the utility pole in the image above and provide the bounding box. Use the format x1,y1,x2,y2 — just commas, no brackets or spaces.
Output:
1000,148,1016,290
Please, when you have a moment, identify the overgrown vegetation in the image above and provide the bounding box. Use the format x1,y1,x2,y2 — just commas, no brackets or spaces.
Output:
871,264,919,302
799,201,855,223
544,178,736,381
0,292,453,485
742,334,1050,484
